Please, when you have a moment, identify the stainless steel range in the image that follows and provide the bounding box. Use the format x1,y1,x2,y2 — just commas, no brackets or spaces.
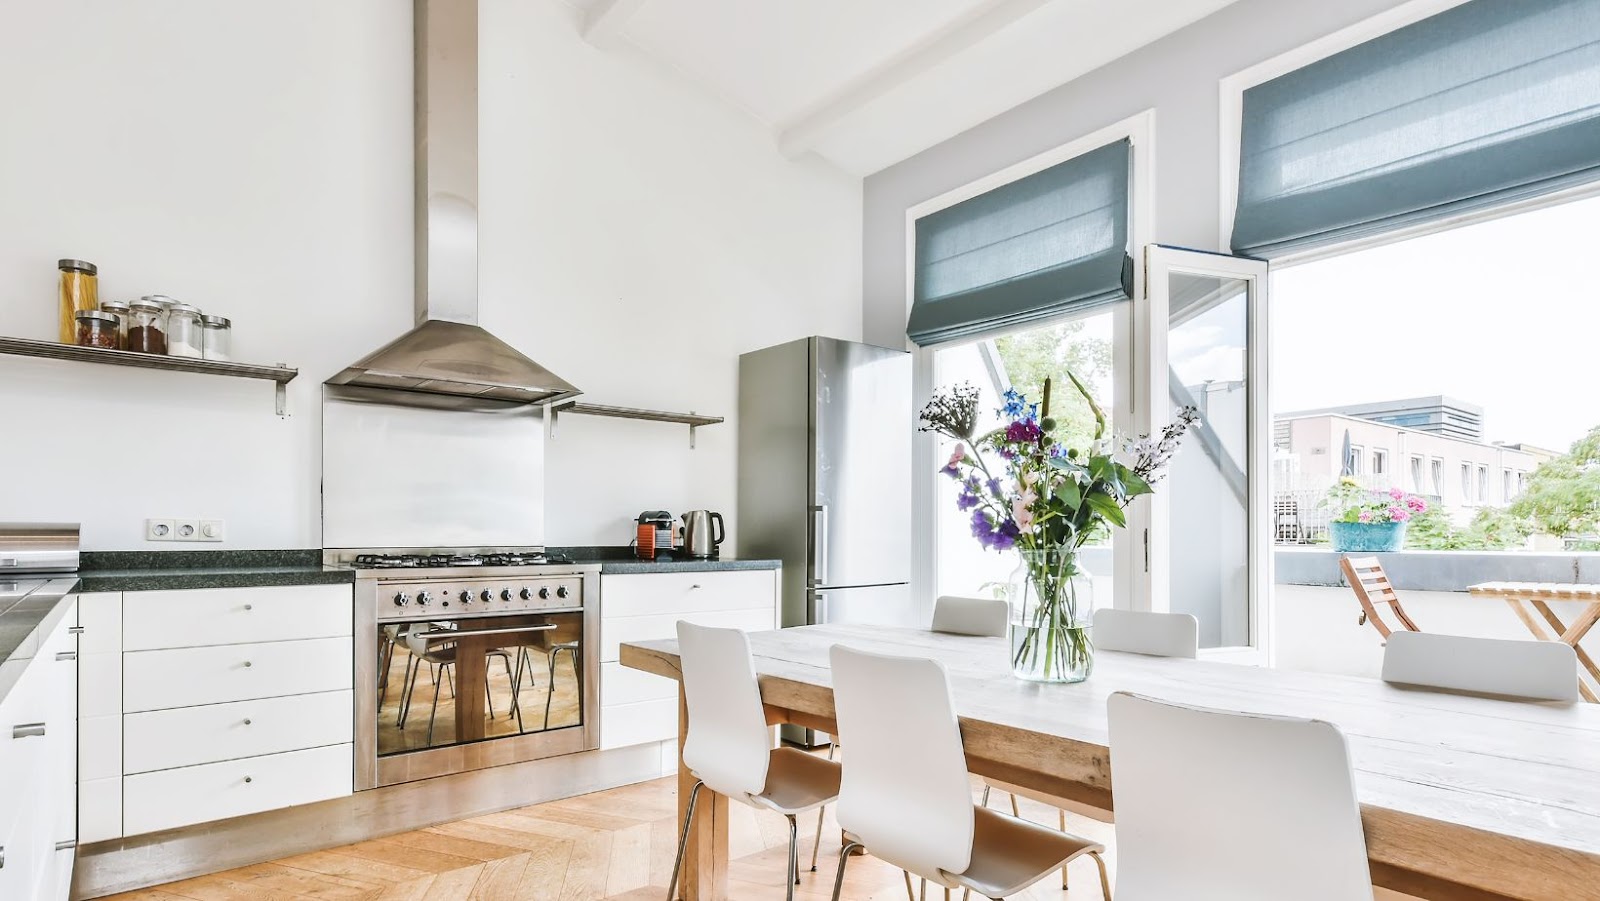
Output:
334,550,600,790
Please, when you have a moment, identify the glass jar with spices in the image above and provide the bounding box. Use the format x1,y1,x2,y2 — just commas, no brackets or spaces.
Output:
166,303,204,358
98,299,131,350
200,315,232,362
57,259,98,344
126,299,168,354
74,311,120,350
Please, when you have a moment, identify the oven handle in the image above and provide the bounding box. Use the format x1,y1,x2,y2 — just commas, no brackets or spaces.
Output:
410,624,559,640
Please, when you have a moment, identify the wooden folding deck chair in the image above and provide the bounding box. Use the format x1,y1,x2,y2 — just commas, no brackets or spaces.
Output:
1340,555,1421,639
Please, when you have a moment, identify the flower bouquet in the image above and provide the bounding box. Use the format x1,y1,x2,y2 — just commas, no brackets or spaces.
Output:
1322,478,1427,552
921,373,1197,682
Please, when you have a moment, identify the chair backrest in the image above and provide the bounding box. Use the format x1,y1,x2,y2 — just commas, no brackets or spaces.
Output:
676,622,772,799
1340,555,1420,638
830,645,974,879
1381,630,1579,702
1092,608,1198,658
930,595,1009,637
1107,692,1373,901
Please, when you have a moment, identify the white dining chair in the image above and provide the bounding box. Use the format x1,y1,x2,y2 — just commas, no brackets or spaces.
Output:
828,644,1110,901
1381,630,1579,702
1106,691,1373,901
667,622,841,901
1092,608,1199,658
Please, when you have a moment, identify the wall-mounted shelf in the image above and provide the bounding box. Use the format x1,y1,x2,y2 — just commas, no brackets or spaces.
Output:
548,402,723,449
0,335,298,415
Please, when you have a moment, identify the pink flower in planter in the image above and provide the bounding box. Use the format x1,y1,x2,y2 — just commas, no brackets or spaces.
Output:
1388,506,1411,523
1358,511,1373,523
1406,496,1427,513
1389,487,1405,500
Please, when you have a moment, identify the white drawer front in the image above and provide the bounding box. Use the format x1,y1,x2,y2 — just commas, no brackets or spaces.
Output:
601,571,777,619
600,698,678,750
124,637,352,713
602,609,777,663
77,592,122,655
601,661,677,707
80,714,121,782
123,743,352,836
79,652,121,719
125,690,353,774
123,585,353,651
79,776,123,844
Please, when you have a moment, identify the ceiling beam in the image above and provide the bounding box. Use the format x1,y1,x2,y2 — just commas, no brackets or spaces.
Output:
582,0,649,50
777,0,1054,159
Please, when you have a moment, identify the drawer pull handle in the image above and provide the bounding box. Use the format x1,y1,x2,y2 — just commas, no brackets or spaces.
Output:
54,840,75,851
243,661,253,668
12,723,45,739
244,604,253,611
0,845,5,868
68,626,85,635
56,651,76,661
243,718,253,726
244,776,253,784
690,584,702,590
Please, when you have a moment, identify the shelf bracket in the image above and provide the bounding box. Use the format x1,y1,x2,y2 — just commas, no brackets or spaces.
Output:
275,381,287,417
547,401,722,449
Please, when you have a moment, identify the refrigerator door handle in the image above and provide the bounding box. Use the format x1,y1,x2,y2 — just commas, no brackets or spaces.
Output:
810,504,828,586
809,589,826,624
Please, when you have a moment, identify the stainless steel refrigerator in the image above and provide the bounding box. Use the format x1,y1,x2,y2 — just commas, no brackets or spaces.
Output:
738,337,912,742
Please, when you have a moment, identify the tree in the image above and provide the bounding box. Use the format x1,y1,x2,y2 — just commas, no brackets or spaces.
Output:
1510,425,1600,539
994,321,1113,452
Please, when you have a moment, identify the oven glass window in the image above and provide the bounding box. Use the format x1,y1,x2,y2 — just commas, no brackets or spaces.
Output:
376,611,584,756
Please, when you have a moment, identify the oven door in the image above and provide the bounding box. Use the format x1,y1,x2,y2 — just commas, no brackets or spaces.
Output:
360,601,599,788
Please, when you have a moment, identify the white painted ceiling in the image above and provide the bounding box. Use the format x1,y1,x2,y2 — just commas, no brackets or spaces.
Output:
569,0,1241,176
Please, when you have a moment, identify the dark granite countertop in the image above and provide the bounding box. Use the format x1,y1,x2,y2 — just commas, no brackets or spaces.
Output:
75,550,354,593
551,546,781,575
0,578,79,706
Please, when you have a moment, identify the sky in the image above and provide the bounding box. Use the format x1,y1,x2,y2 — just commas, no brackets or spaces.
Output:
1271,194,1600,453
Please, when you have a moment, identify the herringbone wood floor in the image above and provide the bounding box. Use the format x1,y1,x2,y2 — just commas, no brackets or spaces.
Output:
106,776,1119,900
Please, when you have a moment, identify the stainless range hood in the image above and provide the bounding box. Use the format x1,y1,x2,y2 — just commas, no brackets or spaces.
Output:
326,0,579,406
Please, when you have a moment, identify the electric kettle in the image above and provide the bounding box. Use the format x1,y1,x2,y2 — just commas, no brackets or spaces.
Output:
680,510,726,558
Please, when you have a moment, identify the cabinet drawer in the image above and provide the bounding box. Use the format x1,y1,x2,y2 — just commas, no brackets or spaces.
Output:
79,777,123,844
123,743,352,836
600,699,677,750
601,661,677,707
124,637,352,713
125,690,353,774
601,571,777,619
602,608,777,663
123,585,353,651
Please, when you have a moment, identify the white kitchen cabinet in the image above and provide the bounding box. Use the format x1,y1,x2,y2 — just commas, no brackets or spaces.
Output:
77,584,355,842
0,596,78,901
598,569,778,752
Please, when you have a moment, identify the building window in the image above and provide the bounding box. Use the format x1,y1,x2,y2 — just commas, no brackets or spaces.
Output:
1410,455,1424,493
1350,447,1365,476
1503,469,1513,503
1372,449,1388,477
1461,463,1473,502
1430,459,1444,497
1477,465,1489,503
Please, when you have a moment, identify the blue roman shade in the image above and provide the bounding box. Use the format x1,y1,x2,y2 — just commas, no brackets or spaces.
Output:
908,139,1131,347
1231,0,1600,258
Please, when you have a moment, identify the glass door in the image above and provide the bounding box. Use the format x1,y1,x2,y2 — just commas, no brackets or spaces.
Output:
1145,247,1270,662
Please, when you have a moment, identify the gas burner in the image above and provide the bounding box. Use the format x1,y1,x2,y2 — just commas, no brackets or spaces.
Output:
353,551,574,570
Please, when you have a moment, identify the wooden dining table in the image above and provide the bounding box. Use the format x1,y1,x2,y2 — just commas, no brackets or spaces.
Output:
620,623,1600,901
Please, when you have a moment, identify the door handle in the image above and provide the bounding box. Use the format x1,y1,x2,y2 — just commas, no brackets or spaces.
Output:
811,505,828,586
55,651,75,661
12,723,45,739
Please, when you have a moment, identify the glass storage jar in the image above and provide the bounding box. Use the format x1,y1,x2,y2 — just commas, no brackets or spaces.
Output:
125,299,168,354
57,259,98,344
200,315,232,362
166,303,204,358
98,299,131,349
74,311,120,349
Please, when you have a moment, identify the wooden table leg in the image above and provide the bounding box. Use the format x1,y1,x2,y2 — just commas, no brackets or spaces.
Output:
679,685,727,900
454,635,488,741
1505,598,1600,703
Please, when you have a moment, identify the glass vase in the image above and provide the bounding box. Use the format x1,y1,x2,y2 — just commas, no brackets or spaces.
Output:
1007,546,1095,683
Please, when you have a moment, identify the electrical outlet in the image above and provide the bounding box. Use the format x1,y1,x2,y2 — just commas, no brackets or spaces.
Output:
145,519,175,541
174,520,200,541
199,519,226,542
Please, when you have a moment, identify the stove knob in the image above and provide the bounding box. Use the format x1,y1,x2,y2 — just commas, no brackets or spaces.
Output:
459,590,472,603
538,587,550,599
481,590,494,602
392,593,411,607
557,586,570,599
501,589,513,602
520,588,533,600
415,590,433,606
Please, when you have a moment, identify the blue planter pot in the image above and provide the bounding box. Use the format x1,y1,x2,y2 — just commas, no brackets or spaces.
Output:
1328,520,1407,552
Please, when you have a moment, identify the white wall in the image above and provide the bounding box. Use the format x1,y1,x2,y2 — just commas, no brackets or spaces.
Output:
860,0,1412,346
0,0,861,551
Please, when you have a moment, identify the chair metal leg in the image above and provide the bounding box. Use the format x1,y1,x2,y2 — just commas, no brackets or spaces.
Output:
786,814,800,901
666,781,705,901
811,741,836,872
919,876,927,899
831,841,862,901
426,662,447,746
1059,809,1069,889
397,654,422,728
903,870,914,900
980,784,991,807
504,652,525,733
1090,849,1111,901
1008,792,1019,817
377,637,395,706
545,648,558,729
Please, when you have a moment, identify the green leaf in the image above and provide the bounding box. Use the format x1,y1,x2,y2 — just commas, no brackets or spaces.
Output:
1118,466,1153,499
1056,478,1082,510
1084,491,1127,528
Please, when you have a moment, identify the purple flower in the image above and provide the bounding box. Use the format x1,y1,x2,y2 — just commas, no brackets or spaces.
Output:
987,478,1003,496
1005,420,1042,444
941,460,961,478
956,491,979,510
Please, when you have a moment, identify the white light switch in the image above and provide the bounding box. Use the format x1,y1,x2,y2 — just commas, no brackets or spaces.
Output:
199,520,226,542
